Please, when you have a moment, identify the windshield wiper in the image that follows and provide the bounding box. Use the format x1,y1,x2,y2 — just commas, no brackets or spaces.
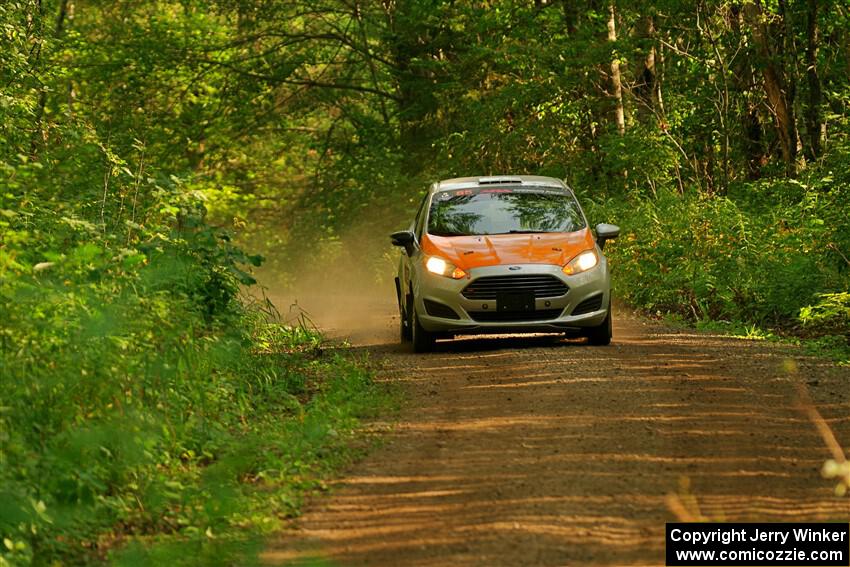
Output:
499,230,551,234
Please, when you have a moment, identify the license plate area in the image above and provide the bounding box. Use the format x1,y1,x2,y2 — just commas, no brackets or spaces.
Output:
497,292,535,313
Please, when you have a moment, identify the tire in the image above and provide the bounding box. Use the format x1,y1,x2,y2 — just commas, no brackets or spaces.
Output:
586,302,613,346
400,294,412,342
411,309,436,353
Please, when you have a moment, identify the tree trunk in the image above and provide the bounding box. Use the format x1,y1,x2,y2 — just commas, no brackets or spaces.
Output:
743,0,799,176
730,4,766,179
562,0,579,36
607,4,625,135
634,15,659,120
387,1,442,175
804,0,823,160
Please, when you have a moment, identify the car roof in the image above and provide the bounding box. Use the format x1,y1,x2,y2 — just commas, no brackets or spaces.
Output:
434,175,569,193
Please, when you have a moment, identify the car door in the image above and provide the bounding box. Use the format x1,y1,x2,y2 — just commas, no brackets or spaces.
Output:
399,191,430,311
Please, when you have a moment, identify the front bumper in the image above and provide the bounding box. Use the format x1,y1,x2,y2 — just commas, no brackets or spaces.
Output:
413,260,610,334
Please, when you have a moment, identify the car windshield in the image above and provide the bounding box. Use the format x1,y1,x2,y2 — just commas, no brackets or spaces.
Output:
427,188,585,236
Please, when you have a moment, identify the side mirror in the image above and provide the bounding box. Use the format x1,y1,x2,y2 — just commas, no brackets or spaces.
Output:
595,223,620,250
390,230,416,255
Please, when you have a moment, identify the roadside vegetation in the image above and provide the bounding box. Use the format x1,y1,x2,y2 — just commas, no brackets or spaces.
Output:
2,0,850,564
588,168,850,363
1,179,388,565
1,3,389,565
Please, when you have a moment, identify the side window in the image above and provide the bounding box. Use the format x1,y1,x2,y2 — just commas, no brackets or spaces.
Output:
413,192,430,240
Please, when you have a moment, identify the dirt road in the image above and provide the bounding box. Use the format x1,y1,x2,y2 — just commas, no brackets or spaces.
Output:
264,307,850,566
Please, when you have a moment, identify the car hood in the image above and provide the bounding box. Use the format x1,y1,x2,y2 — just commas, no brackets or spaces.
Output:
420,229,595,270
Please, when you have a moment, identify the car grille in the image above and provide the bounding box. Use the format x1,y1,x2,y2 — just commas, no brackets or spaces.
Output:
571,293,604,315
469,308,563,323
461,275,569,300
424,299,460,320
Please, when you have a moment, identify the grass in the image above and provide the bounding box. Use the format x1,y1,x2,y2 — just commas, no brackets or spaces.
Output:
801,335,850,367
108,331,395,566
2,318,394,566
1,188,396,566
692,318,776,341
657,313,850,366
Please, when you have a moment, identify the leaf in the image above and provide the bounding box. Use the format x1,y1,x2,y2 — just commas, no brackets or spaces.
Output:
73,243,103,262
61,216,98,232
122,253,147,269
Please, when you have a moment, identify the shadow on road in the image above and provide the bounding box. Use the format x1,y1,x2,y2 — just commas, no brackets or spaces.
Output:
264,312,850,566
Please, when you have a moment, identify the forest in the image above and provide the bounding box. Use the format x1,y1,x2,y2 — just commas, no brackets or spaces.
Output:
1,0,849,564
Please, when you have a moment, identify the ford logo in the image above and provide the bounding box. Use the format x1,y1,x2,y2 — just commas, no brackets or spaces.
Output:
508,266,521,271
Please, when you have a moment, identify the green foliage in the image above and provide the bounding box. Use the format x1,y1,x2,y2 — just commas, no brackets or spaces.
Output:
800,293,850,337
1,170,387,565
693,318,776,341
587,175,849,334
0,3,389,562
803,335,850,367
0,194,386,565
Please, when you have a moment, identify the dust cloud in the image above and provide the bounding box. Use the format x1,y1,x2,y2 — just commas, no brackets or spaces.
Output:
255,224,402,345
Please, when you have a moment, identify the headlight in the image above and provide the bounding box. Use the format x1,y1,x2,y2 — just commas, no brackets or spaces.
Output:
562,249,599,275
425,256,467,279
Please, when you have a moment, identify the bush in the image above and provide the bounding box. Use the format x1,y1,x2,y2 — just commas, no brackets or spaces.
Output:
0,163,385,565
800,293,850,338
587,178,850,333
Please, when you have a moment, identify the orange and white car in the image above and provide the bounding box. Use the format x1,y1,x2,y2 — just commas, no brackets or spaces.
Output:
390,176,619,352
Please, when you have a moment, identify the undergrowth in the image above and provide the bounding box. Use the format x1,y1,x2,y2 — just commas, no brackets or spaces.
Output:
586,158,850,364
0,168,390,566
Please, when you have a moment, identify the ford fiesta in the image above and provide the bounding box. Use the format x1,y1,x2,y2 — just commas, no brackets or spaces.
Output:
390,176,620,352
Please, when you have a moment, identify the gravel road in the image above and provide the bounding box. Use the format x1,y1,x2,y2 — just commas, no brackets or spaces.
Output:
264,307,850,566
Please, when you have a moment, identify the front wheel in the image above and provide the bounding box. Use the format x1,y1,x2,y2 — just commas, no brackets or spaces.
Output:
411,309,436,353
586,303,612,346
400,294,412,342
